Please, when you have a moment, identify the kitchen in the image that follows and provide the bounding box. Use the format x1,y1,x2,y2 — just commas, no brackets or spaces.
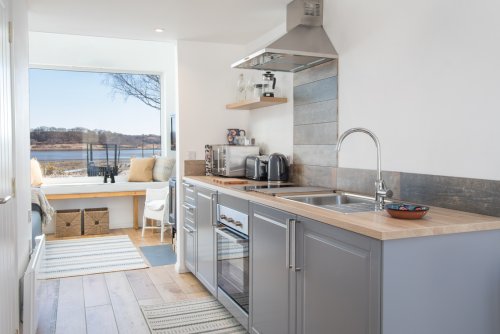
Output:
3,0,500,333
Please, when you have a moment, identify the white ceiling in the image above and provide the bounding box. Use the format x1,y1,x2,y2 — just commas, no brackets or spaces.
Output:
28,0,290,44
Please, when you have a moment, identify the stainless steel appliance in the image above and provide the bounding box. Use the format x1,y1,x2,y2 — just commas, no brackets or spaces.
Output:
207,145,259,177
232,0,338,73
245,155,268,180
268,153,289,182
216,204,249,313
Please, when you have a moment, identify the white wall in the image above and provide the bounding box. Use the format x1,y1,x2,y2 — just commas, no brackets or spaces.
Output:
12,0,30,278
176,41,251,271
242,24,294,158
29,33,177,229
324,0,500,180
177,41,250,161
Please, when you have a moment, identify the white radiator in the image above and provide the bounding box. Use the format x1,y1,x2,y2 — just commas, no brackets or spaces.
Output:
23,235,45,334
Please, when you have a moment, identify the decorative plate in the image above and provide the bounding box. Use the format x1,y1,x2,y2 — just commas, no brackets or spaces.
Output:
385,203,430,220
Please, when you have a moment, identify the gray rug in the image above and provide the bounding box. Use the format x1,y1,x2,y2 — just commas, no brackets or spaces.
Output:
39,235,148,279
141,297,247,334
140,244,176,267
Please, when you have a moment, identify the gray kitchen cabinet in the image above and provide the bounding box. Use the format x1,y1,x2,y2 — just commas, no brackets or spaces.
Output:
250,203,297,334
183,224,196,273
195,185,217,296
295,217,381,334
182,181,197,273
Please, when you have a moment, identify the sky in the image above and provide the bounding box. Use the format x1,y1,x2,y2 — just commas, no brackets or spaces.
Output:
29,69,161,135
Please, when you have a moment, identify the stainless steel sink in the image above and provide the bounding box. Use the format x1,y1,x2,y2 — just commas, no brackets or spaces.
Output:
281,192,378,214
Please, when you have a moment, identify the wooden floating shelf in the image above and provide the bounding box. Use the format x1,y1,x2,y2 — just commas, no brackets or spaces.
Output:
226,97,288,110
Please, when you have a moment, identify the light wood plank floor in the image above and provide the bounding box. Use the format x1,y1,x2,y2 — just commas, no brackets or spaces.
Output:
38,229,208,334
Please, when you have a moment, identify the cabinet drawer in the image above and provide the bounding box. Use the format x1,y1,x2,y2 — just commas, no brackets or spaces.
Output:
183,203,196,221
184,217,196,230
183,182,196,206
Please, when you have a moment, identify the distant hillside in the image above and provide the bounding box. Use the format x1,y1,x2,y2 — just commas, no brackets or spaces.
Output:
30,127,160,150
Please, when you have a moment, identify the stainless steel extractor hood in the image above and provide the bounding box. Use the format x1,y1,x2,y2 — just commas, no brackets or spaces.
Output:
232,0,337,73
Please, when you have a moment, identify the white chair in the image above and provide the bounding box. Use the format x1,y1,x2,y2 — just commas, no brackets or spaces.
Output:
142,187,170,243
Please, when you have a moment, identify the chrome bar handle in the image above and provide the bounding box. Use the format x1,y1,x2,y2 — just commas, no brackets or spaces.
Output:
182,203,195,211
182,182,193,188
210,193,217,226
286,218,291,269
0,195,12,204
290,219,301,272
183,226,194,233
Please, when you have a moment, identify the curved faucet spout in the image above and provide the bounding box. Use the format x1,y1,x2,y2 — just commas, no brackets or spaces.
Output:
336,127,391,209
336,128,382,180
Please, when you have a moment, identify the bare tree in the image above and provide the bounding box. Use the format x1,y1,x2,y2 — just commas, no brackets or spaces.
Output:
104,73,161,110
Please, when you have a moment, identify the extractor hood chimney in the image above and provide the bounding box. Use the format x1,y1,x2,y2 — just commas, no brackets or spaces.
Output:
232,0,337,73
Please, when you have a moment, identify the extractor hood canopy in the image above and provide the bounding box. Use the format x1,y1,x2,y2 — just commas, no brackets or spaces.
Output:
232,0,337,73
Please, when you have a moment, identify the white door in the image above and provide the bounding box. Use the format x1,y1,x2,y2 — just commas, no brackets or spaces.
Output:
0,0,18,333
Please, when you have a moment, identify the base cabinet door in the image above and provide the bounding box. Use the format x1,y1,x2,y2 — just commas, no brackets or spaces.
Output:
295,217,381,334
250,204,296,334
196,186,217,295
184,224,196,273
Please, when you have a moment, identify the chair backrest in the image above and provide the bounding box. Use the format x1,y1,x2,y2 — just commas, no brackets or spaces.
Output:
145,187,169,202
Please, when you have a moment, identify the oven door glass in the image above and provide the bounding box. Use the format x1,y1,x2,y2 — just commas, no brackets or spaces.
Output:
216,226,249,313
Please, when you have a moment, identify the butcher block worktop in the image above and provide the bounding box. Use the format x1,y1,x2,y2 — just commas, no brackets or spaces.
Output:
184,176,500,240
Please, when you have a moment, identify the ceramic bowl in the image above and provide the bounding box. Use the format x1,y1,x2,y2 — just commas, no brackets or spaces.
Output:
385,203,430,219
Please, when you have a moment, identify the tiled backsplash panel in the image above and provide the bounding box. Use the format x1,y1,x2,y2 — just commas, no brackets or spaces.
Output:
400,173,500,217
294,122,338,145
292,60,338,187
293,60,338,86
336,167,401,200
294,77,338,106
294,99,337,125
293,145,337,167
292,164,337,189
336,167,500,217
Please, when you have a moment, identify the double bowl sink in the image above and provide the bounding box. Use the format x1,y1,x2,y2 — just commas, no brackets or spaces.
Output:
280,192,379,214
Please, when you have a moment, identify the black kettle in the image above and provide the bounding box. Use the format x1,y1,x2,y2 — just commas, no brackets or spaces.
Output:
268,153,289,182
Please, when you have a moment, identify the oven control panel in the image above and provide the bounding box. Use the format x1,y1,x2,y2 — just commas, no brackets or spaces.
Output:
217,204,248,235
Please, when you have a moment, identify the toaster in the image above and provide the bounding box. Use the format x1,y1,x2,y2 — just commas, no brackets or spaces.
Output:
245,155,269,180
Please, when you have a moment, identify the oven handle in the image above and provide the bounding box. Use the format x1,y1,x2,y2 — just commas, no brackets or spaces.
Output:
210,193,217,226
216,227,248,244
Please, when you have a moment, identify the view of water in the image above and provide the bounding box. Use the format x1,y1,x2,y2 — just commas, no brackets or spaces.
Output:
31,149,158,161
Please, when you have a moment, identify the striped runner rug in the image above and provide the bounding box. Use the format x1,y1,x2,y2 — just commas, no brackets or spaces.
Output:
38,235,148,279
141,297,247,334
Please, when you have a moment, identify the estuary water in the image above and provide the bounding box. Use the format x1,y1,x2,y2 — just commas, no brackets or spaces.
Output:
31,149,158,161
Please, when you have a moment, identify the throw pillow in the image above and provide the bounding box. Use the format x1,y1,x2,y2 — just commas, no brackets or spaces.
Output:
31,158,43,186
152,157,176,182
128,157,155,182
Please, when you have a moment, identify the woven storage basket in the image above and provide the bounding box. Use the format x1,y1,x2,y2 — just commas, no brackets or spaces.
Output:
83,207,109,235
55,209,82,238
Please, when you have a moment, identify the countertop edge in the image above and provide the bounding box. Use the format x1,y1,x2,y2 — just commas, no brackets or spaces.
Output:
183,176,500,241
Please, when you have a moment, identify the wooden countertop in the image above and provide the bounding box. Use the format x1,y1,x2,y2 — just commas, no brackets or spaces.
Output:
184,176,500,241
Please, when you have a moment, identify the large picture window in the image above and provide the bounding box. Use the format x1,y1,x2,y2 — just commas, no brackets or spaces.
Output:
29,69,161,178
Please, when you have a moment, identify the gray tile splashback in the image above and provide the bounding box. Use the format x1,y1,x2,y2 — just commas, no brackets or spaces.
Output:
294,122,338,145
336,167,401,200
293,145,337,167
294,60,338,87
292,164,337,189
294,77,338,106
294,99,338,125
336,167,500,217
400,173,500,217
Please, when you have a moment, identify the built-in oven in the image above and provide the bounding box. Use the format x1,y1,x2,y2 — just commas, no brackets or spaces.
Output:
216,204,249,313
